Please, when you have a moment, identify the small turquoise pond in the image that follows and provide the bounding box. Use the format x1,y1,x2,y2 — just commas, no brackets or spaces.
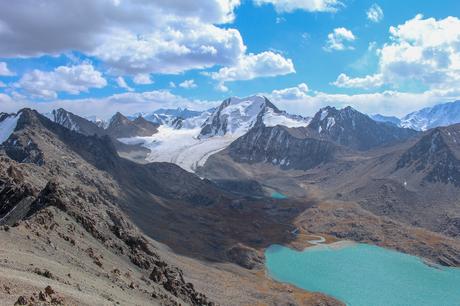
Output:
270,192,288,199
265,243,460,306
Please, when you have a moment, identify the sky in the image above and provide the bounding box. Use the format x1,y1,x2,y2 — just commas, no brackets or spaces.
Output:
0,0,460,118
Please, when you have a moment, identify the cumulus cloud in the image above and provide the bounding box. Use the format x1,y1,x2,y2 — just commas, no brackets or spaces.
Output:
179,79,197,89
116,76,134,92
334,15,460,92
270,83,309,100
0,62,14,76
0,0,244,75
367,4,384,23
266,84,460,117
16,64,107,99
380,14,460,89
208,51,295,89
0,81,6,88
324,27,356,51
254,0,343,13
332,73,383,89
133,74,153,85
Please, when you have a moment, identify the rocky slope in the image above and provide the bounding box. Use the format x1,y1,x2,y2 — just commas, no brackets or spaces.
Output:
0,109,343,305
45,108,106,136
228,123,343,170
106,112,159,138
308,106,417,150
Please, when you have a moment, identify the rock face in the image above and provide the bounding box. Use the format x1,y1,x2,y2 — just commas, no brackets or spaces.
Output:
308,106,417,150
46,108,105,136
106,112,159,138
229,124,340,170
397,124,460,186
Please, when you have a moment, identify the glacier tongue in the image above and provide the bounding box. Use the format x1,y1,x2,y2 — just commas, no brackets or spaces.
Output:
0,113,20,144
118,125,240,173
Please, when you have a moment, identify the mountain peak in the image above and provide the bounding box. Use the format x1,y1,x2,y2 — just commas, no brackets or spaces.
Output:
309,105,417,150
199,95,305,138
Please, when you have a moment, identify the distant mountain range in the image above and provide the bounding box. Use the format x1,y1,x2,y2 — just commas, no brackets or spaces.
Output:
372,100,460,131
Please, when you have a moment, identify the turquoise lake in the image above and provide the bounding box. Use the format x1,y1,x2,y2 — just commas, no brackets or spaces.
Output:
270,191,288,199
265,243,460,306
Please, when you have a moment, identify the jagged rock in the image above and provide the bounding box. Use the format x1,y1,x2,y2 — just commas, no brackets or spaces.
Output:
14,296,28,305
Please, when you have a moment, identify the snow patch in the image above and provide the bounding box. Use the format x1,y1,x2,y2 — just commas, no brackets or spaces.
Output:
0,113,20,144
263,108,310,128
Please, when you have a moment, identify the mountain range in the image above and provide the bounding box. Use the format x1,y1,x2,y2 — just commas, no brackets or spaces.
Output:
1,96,460,305
372,100,460,131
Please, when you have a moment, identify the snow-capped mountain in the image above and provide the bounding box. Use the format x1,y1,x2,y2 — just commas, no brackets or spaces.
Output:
308,106,417,150
85,115,108,129
400,100,460,131
370,114,401,126
199,96,309,138
44,108,105,136
132,107,210,128
117,96,309,172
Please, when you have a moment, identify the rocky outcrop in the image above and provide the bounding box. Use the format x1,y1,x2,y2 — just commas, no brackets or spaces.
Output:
229,124,340,170
397,125,460,186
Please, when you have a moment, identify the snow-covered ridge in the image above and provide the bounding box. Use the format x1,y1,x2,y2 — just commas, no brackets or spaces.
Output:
400,100,460,131
0,112,21,144
200,95,309,138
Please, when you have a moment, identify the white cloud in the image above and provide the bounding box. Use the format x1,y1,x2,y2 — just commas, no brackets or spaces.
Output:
265,84,460,117
133,74,153,85
367,4,384,23
92,20,246,75
116,76,134,92
270,83,309,100
324,27,356,51
380,14,460,89
254,0,342,13
0,62,14,76
17,64,107,99
0,81,6,87
0,1,245,75
169,82,176,88
209,51,295,88
336,15,460,92
179,79,197,89
332,73,383,89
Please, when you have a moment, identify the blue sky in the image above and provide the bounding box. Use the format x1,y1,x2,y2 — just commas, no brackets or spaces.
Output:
1,0,460,118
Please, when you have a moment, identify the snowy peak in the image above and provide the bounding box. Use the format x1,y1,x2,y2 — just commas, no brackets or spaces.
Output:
134,107,207,127
45,108,105,136
370,114,401,126
308,106,417,150
199,96,309,138
400,100,460,131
